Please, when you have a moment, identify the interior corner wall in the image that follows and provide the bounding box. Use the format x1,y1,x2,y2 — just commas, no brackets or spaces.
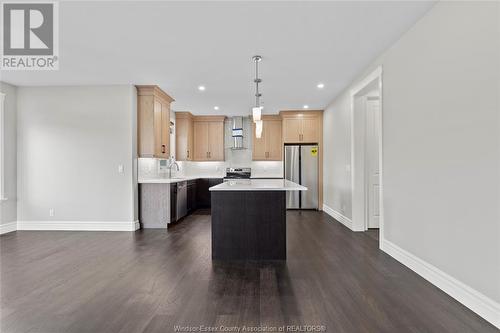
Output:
0,82,18,227
322,91,352,219
16,85,137,224
323,0,500,305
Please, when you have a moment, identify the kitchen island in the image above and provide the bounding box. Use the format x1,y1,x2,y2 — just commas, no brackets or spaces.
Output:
209,179,306,260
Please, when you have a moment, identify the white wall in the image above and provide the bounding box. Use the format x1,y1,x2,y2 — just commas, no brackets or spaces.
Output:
16,85,138,226
323,0,500,312
323,91,352,219
0,82,18,232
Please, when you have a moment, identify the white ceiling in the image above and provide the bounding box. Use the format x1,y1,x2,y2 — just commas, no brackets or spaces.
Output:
2,1,436,116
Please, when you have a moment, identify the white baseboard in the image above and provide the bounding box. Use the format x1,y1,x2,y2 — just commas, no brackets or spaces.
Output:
382,239,500,329
17,220,140,232
0,221,17,234
322,204,353,230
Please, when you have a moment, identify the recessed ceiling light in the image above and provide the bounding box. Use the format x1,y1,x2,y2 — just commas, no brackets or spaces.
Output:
214,106,219,110
303,105,309,109
198,85,206,91
317,83,325,89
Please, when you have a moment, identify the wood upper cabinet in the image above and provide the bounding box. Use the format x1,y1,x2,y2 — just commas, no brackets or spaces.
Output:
193,121,209,160
301,117,320,142
175,112,194,161
282,118,302,143
252,125,267,160
252,116,283,161
280,111,322,144
193,116,225,161
208,121,224,161
266,120,283,159
137,85,174,158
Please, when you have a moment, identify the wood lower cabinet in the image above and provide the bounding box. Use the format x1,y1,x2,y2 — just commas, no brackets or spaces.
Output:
252,115,283,161
137,85,174,158
196,178,223,208
175,112,194,161
187,180,197,213
281,111,322,144
193,116,225,161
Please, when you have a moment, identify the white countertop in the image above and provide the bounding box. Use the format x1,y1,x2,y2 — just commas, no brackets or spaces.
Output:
209,179,307,191
139,176,286,184
138,176,221,184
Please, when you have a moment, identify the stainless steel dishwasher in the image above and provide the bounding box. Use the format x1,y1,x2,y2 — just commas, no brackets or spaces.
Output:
176,181,188,221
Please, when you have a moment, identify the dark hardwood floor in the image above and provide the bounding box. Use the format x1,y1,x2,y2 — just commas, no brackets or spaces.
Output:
1,211,496,333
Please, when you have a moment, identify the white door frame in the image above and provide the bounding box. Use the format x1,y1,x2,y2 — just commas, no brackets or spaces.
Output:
349,66,384,245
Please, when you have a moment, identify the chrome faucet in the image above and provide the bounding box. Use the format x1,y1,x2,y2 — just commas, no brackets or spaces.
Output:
167,157,180,178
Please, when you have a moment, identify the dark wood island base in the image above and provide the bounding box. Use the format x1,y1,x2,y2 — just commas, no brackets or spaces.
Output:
211,191,286,260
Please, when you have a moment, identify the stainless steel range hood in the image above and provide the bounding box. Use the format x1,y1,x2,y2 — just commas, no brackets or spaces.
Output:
231,116,245,149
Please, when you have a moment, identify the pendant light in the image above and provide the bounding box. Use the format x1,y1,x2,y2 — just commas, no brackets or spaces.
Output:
255,119,263,138
252,55,263,138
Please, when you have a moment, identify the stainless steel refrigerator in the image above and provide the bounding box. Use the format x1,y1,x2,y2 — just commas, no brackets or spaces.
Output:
284,145,319,209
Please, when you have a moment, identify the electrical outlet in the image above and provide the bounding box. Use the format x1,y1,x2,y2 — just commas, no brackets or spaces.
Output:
49,208,55,217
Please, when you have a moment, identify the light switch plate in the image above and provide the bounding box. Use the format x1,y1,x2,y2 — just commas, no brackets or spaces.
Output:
118,164,124,174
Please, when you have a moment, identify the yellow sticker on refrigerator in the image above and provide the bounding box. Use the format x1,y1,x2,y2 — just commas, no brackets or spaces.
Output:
311,147,318,156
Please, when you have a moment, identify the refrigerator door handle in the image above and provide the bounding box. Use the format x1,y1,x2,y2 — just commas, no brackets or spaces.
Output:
284,145,300,209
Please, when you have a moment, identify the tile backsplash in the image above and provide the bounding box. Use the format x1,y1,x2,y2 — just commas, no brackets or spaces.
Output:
138,159,283,179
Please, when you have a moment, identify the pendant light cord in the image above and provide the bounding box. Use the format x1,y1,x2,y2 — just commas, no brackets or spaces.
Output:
254,56,261,108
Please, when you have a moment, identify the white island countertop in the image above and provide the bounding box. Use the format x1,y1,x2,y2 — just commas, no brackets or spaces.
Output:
209,179,307,191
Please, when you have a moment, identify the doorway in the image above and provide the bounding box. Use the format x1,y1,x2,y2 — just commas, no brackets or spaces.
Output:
365,96,380,229
350,67,384,244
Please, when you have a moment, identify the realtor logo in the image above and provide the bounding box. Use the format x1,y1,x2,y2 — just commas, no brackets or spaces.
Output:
1,2,59,70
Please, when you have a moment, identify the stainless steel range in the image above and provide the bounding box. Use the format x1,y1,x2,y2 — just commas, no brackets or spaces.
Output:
224,168,251,181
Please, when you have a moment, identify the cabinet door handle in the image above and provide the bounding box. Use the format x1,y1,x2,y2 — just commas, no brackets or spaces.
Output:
206,151,208,158
209,152,211,158
162,144,166,153
187,150,189,158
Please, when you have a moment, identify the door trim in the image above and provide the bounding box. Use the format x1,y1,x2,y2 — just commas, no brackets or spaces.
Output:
349,66,384,245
